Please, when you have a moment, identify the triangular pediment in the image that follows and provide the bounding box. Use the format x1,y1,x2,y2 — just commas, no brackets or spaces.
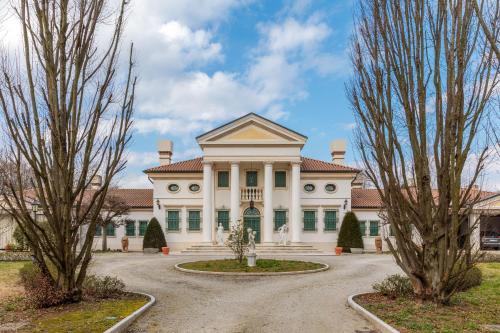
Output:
196,113,307,147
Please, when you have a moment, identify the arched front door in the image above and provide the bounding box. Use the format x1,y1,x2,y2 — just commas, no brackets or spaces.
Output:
243,207,261,243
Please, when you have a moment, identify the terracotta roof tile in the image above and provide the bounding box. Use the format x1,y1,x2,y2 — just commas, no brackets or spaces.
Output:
300,157,359,173
144,156,359,173
107,189,153,208
351,188,383,208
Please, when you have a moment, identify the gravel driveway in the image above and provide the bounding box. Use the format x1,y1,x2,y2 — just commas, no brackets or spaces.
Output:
90,253,401,333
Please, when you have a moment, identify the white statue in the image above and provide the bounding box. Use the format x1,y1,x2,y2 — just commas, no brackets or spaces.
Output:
216,223,224,245
247,228,256,254
278,223,288,246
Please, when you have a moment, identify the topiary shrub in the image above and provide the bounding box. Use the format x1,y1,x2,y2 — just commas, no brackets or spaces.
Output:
142,217,167,251
373,274,413,299
337,211,364,252
13,225,29,251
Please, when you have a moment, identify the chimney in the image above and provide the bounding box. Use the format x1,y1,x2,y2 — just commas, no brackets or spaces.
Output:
158,140,173,166
90,175,102,190
330,139,346,165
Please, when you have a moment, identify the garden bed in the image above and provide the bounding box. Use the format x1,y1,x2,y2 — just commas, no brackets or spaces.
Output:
354,263,499,333
0,251,32,261
0,261,149,333
177,258,327,273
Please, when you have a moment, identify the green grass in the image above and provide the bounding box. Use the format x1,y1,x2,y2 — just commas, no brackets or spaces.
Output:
23,296,148,333
358,263,500,333
179,258,325,272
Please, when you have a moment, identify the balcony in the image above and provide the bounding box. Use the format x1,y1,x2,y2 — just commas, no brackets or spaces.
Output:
240,187,263,202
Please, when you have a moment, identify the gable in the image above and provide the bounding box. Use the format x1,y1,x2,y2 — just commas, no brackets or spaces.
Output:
197,113,307,147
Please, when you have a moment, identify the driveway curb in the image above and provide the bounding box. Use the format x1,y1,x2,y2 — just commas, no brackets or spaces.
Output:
103,292,156,333
347,293,400,333
174,262,329,276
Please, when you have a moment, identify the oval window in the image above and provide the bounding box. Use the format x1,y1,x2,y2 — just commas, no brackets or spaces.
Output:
304,184,315,192
325,183,337,193
189,183,200,192
168,183,179,192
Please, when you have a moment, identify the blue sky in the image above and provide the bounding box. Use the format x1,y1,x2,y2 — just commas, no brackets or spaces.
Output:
119,0,359,188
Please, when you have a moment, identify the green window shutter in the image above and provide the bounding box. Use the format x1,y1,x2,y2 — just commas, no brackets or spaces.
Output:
324,210,337,231
274,210,287,230
218,171,229,188
188,210,201,231
370,221,379,236
246,171,257,187
106,223,115,237
303,211,317,231
95,225,102,237
274,171,286,188
359,221,366,236
217,210,230,231
139,221,148,236
125,221,136,236
389,224,395,236
167,210,180,231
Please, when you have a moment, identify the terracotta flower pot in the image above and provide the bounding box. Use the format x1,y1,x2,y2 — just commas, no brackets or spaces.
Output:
335,246,343,256
161,246,170,255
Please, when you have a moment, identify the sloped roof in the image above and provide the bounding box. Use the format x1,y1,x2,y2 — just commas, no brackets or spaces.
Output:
144,156,359,174
107,189,153,208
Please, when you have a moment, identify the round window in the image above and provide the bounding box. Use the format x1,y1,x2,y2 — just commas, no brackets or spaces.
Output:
189,183,200,192
168,183,179,192
325,183,337,193
304,184,315,192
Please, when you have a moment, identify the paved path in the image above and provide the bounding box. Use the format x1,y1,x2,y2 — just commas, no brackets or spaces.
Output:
91,253,401,333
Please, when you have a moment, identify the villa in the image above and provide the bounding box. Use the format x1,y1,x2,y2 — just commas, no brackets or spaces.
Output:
1,113,499,253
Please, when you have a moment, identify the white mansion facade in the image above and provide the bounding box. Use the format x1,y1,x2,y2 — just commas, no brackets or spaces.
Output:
1,113,499,253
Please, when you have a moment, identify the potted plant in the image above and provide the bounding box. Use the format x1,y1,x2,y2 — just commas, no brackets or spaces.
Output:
142,218,167,254
337,212,364,254
161,246,170,255
335,246,343,256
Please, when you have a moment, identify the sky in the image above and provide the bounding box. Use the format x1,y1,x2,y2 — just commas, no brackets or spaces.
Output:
118,0,360,188
1,0,498,190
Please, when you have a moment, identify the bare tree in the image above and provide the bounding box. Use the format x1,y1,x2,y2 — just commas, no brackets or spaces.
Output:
348,0,499,304
472,0,500,61
0,0,135,302
226,219,248,263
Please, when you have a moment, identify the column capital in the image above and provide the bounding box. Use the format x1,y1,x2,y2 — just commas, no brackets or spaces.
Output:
202,160,213,166
264,161,274,167
291,161,302,166
230,161,240,166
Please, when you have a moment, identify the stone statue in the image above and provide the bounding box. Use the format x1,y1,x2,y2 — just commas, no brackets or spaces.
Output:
278,223,288,246
247,228,256,254
216,223,224,245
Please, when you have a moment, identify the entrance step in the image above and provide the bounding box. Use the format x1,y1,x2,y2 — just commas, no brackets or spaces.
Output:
180,244,323,255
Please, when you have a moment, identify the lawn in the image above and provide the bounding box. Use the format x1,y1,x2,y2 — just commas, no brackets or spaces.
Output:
179,258,325,272
356,263,500,333
0,261,148,333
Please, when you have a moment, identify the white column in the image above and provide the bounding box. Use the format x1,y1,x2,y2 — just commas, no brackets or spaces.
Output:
291,162,301,243
263,162,273,243
202,162,213,242
230,162,240,226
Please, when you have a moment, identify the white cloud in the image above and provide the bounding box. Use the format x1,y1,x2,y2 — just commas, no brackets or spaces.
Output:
125,151,158,167
116,173,153,189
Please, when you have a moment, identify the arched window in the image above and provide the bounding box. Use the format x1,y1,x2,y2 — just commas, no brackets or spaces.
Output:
243,207,260,216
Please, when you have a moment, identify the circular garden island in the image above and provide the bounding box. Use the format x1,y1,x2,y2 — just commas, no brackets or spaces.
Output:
175,259,329,276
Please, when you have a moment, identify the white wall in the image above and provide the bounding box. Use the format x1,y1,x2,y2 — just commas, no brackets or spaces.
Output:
0,214,15,249
353,209,394,252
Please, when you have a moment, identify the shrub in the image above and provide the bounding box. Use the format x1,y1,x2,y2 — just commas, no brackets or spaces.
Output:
447,266,482,293
373,274,413,299
337,211,364,251
19,262,66,308
142,217,167,251
226,219,248,263
13,225,29,251
82,275,125,299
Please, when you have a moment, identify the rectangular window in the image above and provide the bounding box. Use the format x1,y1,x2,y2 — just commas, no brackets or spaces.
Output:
125,220,136,236
95,225,102,237
274,171,286,188
106,223,116,237
370,221,379,236
217,210,230,231
274,210,287,231
167,210,180,231
359,221,366,236
389,224,395,236
218,171,229,188
139,220,148,236
324,210,337,231
246,171,258,187
303,210,317,231
188,210,201,231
